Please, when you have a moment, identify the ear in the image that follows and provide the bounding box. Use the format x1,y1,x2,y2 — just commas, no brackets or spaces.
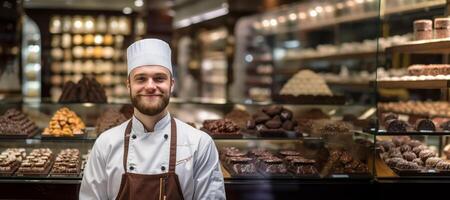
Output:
126,76,130,89
170,78,175,93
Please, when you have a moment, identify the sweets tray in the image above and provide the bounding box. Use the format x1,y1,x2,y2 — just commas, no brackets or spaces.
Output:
377,129,450,136
272,94,345,105
200,128,243,139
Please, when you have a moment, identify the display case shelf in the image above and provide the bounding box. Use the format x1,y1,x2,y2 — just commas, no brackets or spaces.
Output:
385,38,450,54
377,79,450,89
283,51,378,62
376,130,450,136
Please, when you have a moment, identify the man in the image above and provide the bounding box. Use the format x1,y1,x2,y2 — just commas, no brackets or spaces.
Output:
80,39,226,200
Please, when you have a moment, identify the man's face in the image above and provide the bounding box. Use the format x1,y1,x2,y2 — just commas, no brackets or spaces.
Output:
127,65,174,116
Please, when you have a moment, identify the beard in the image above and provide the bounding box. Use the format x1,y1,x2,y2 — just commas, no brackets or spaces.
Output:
130,89,170,116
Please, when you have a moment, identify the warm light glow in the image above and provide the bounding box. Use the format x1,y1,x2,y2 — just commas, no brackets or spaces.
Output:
336,3,344,9
288,13,297,21
134,0,144,7
315,6,323,13
325,5,334,13
262,19,270,27
309,10,318,17
123,7,132,14
298,12,307,20
278,16,286,23
270,19,277,26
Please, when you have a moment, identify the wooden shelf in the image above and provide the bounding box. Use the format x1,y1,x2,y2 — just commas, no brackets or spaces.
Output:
377,79,450,89
385,38,450,54
283,51,378,62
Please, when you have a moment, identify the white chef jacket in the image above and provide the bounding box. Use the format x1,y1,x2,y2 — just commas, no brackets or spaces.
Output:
79,113,226,200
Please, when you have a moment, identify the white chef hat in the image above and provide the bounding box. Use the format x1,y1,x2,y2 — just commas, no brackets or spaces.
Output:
126,38,172,75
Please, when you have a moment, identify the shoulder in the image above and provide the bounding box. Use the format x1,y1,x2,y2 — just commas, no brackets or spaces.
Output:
174,118,214,147
94,119,130,150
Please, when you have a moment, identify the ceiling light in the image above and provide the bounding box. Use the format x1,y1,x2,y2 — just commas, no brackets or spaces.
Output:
288,13,297,21
134,0,144,7
123,7,132,15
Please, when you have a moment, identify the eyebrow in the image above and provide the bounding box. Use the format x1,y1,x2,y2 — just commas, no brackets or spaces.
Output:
133,72,169,78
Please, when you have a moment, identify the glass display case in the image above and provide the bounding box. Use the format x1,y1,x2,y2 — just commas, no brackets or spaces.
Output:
375,0,450,180
0,100,374,183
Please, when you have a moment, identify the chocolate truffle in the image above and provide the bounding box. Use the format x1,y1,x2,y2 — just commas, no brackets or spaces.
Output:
382,113,398,123
396,160,420,170
419,150,436,162
399,144,411,153
253,112,271,124
281,120,294,131
412,145,428,155
386,119,408,132
403,151,417,161
386,157,405,168
408,140,422,148
262,105,282,117
412,158,424,166
378,141,395,152
280,109,293,121
436,161,450,170
416,119,436,131
425,157,443,168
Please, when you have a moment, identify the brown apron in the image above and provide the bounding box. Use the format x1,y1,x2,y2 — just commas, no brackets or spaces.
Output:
116,118,185,200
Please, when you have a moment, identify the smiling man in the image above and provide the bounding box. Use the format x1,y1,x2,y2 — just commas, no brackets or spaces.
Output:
79,39,226,200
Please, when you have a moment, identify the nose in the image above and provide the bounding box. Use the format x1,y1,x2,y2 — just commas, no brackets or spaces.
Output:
144,79,157,92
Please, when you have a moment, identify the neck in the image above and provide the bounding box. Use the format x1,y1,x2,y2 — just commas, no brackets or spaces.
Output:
133,109,168,132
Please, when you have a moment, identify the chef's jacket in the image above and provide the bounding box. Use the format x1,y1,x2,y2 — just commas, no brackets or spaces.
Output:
79,113,226,200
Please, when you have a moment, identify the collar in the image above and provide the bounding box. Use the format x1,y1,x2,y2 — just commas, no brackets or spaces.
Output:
131,113,171,136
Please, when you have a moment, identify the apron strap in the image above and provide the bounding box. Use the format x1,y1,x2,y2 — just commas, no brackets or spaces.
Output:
123,120,133,172
169,117,177,173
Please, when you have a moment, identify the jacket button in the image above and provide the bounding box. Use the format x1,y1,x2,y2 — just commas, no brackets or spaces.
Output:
164,134,168,139
161,166,166,171
129,166,135,171
132,135,137,139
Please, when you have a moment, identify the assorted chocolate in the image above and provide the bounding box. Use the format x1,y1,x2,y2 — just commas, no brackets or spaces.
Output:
202,119,241,137
43,107,86,137
309,119,353,137
379,136,450,173
50,149,81,175
17,148,53,175
224,109,251,129
0,148,26,175
246,105,298,137
380,112,439,132
378,101,450,118
220,147,256,176
0,109,39,137
407,64,450,76
95,108,128,135
325,150,368,174
59,77,107,103
220,147,319,177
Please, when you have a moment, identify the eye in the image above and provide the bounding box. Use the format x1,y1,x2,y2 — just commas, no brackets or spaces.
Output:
154,76,167,82
134,76,146,82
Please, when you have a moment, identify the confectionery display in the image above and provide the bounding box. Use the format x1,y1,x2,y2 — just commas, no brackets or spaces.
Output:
220,147,257,176
59,77,107,103
246,105,299,137
0,148,26,175
0,109,39,137
220,147,321,177
378,101,450,118
279,70,333,96
378,136,450,174
434,17,450,39
201,119,242,138
16,148,53,176
224,108,251,129
413,19,432,40
50,149,81,176
49,14,130,101
407,64,450,76
95,108,128,135
307,119,353,137
43,107,86,137
323,149,368,175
